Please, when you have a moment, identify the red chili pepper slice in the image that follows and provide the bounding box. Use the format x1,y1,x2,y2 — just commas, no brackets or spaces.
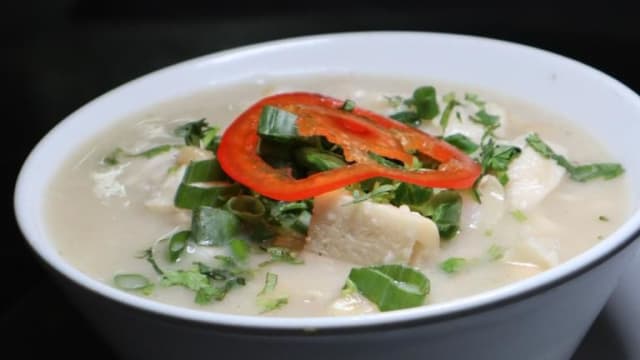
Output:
217,92,481,201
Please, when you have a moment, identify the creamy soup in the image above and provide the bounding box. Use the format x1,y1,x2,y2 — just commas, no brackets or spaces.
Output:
46,74,629,317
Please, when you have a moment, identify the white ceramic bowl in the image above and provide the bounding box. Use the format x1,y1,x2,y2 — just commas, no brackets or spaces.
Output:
14,32,640,360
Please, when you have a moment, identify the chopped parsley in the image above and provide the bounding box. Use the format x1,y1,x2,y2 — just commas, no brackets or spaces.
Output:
439,257,467,274
510,210,528,222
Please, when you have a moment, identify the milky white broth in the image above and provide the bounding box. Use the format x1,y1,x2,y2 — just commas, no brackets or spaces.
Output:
46,74,629,317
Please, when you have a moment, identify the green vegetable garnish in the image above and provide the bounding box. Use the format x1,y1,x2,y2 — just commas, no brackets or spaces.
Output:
390,111,422,127
182,159,228,183
102,145,177,165
347,264,429,312
259,247,304,267
471,109,500,129
439,257,467,274
526,133,624,182
440,96,460,132
411,86,440,120
174,119,211,147
191,207,240,246
230,238,250,261
256,272,288,313
294,147,347,172
168,230,190,262
487,244,506,261
510,210,528,222
599,215,609,222
258,106,299,141
138,248,164,275
464,93,486,108
413,190,462,239
174,182,240,210
341,99,356,112
114,274,154,295
226,195,266,222
444,134,479,154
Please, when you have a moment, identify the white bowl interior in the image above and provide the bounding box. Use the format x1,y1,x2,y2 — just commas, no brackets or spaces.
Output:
14,31,640,329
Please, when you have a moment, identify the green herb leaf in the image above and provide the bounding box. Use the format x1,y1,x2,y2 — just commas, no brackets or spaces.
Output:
440,97,460,132
341,99,356,112
471,110,500,128
138,248,164,275
415,190,462,239
487,244,506,261
391,183,433,207
347,264,429,312
259,272,279,295
526,133,624,182
175,119,210,146
168,230,190,262
510,210,527,222
191,207,240,246
256,272,288,313
103,148,124,165
599,215,609,222
259,247,303,267
294,147,347,172
349,183,400,205
439,257,467,274
161,269,210,292
444,134,479,154
464,93,486,108
258,106,299,141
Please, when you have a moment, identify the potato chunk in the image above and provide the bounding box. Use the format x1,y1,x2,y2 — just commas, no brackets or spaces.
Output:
306,191,439,266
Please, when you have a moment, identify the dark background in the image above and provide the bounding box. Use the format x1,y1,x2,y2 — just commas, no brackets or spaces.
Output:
3,2,638,358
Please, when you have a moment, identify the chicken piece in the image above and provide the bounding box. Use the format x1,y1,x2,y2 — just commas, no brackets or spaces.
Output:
505,136,566,210
306,191,440,266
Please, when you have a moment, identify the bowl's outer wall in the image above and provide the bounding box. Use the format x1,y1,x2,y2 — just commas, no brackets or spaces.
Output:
59,240,638,360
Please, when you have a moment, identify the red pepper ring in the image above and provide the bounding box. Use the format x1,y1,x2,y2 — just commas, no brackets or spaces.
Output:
217,92,481,201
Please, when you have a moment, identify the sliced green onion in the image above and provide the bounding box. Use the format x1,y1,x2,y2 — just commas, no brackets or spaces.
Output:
114,274,152,291
174,182,240,210
168,230,190,262
471,110,500,128
191,207,240,246
294,147,347,172
182,159,227,183
390,111,421,127
411,86,440,120
226,195,266,222
258,106,299,141
444,134,479,154
230,238,250,261
347,264,429,312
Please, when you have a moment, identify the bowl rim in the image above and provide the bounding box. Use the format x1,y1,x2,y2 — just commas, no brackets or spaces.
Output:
14,30,640,331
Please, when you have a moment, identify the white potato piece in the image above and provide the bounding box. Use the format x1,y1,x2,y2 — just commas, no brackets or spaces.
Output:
306,191,440,266
505,136,566,210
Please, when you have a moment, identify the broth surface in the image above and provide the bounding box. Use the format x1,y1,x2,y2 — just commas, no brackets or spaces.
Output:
46,74,629,316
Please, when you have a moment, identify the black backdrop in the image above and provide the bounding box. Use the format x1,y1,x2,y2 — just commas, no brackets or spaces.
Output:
3,2,638,358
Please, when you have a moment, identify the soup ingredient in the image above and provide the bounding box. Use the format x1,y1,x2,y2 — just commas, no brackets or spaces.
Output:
257,272,288,313
216,92,481,201
347,264,429,311
307,190,440,266
526,133,624,181
113,273,154,295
